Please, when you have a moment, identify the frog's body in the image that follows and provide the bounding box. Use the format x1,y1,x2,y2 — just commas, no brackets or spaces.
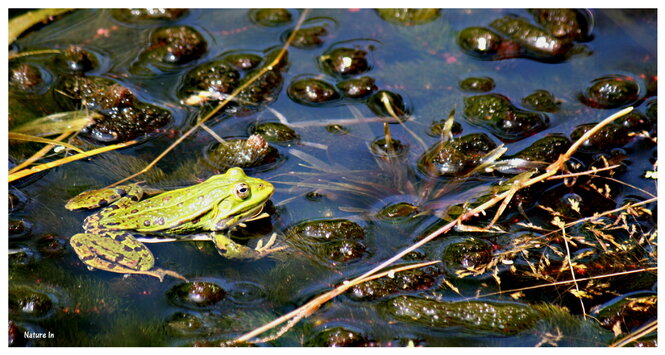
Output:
66,167,276,281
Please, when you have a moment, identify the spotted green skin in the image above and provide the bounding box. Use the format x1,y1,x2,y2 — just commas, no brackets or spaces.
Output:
67,167,274,281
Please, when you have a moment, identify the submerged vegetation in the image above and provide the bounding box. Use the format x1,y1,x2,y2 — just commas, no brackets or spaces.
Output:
8,9,657,347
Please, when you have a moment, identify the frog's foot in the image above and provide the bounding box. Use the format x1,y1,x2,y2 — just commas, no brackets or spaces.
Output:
70,232,186,282
254,233,287,255
150,268,189,282
118,268,187,282
213,233,285,260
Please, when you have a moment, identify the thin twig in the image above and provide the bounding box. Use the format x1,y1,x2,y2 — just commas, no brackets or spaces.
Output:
8,49,62,59
265,106,290,125
561,228,586,317
287,116,400,128
298,141,328,150
477,267,656,298
547,164,621,180
199,123,226,144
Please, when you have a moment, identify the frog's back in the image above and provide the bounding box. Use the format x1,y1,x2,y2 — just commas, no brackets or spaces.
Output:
97,183,230,232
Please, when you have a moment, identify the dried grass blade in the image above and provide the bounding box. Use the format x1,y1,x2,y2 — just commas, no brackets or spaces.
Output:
9,140,137,183
9,49,62,60
288,116,400,128
289,149,338,173
439,108,456,143
9,9,73,44
9,132,84,153
9,131,71,174
273,180,374,197
553,107,633,167
377,91,428,151
11,110,99,136
466,144,507,176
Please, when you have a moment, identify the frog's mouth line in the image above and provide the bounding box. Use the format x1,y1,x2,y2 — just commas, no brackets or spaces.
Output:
241,203,268,223
220,203,269,230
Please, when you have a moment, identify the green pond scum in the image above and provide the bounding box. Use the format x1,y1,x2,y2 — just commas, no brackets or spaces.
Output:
8,8,657,347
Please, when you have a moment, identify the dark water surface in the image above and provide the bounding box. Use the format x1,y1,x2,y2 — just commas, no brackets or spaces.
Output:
8,9,657,346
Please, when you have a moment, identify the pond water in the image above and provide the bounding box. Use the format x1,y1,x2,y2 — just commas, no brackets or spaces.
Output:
8,9,657,346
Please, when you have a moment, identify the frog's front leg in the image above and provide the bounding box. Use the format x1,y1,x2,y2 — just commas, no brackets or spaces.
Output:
70,231,187,282
212,232,285,259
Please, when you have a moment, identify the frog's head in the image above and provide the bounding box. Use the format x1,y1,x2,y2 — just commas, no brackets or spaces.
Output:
211,167,274,230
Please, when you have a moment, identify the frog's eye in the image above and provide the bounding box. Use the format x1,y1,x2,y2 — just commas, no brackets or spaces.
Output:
234,183,251,199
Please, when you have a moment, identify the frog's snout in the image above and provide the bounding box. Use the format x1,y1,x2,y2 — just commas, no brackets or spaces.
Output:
257,181,274,194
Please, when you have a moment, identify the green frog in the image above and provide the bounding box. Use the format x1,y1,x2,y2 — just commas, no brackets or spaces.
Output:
66,167,278,281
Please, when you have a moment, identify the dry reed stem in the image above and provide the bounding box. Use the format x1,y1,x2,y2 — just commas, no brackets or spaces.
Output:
610,319,657,347
8,131,72,174
8,49,62,60
107,10,311,188
547,164,621,180
477,267,657,298
199,123,226,144
560,228,586,317
230,106,636,344
9,9,73,44
287,116,400,128
9,132,83,153
9,140,137,183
